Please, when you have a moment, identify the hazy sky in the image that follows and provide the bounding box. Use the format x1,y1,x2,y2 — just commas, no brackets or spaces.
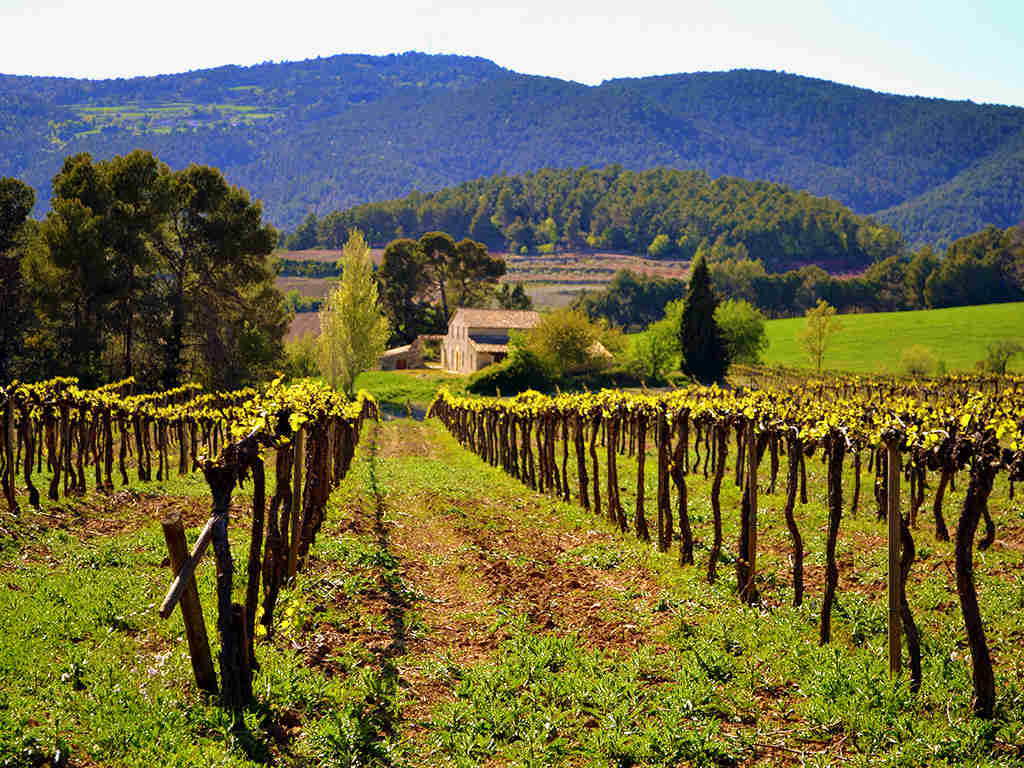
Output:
2,0,1022,107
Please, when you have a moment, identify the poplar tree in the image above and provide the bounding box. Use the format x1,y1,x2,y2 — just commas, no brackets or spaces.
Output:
679,254,730,383
318,229,389,395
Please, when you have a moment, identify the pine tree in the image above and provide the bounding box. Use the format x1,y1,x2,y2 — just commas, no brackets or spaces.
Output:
679,254,730,383
317,228,389,395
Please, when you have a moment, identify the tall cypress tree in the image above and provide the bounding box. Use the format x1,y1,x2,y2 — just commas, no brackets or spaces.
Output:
679,254,730,383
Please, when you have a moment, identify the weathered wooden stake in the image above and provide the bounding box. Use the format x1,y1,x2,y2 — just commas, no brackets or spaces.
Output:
886,439,902,677
160,517,215,618
744,419,758,602
2,403,18,514
161,514,218,693
288,427,305,580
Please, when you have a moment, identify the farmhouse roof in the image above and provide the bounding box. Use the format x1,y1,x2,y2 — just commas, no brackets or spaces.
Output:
472,342,512,354
448,308,541,329
381,345,412,357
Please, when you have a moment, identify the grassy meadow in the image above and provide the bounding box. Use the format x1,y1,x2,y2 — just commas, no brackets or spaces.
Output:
761,302,1024,375
353,368,465,412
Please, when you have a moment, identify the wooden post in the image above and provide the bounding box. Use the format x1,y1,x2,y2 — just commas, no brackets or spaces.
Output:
745,419,758,602
288,427,305,580
161,515,218,693
160,517,215,618
886,439,902,677
2,402,18,514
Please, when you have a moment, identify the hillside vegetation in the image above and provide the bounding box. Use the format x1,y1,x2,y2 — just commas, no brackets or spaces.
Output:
306,166,903,272
3,53,1024,242
761,302,1024,373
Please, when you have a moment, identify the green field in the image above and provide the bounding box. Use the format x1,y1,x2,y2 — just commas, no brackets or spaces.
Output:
353,368,465,411
762,302,1024,374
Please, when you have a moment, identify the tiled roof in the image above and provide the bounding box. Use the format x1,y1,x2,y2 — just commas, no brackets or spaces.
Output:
472,342,511,354
449,308,540,329
381,345,412,357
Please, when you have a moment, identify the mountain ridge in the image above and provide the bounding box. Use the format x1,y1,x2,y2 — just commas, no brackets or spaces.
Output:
2,51,1022,244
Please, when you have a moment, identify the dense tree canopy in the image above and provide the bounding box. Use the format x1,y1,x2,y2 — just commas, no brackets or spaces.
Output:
313,166,903,272
8,151,287,389
0,177,36,382
578,223,1024,329
376,233,506,344
156,163,282,389
4,55,1024,245
924,225,1024,308
572,270,687,330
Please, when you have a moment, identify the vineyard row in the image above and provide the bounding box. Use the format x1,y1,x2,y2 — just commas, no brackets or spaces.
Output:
428,382,1024,719
0,376,380,713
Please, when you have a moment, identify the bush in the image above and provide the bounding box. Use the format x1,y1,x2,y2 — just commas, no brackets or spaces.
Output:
283,333,320,380
631,300,683,382
714,299,768,365
647,233,671,258
466,347,553,396
978,340,1023,374
900,345,939,377
523,308,620,377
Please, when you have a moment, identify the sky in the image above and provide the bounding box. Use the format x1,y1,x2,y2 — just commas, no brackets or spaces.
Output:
1,0,1023,107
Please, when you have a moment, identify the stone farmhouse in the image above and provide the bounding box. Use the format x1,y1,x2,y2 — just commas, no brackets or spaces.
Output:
440,308,540,374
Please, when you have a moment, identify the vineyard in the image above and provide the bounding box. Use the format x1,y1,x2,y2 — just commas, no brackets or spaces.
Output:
1,371,1023,765
429,376,1024,717
0,376,378,714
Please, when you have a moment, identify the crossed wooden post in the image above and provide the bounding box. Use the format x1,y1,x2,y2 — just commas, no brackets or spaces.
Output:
160,513,218,693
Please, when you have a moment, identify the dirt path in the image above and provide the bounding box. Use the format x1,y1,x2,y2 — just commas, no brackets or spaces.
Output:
300,418,676,732
377,419,671,650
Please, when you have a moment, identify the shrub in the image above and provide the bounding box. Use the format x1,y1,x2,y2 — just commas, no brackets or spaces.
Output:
647,233,671,258
284,333,320,380
631,300,683,382
978,340,1023,374
900,345,939,377
466,347,553,396
522,308,619,377
714,299,768,365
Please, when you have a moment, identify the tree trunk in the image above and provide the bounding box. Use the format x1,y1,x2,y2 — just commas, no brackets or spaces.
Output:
820,435,845,645
671,413,693,565
783,434,804,606
634,416,650,542
589,417,601,518
164,276,186,390
707,425,727,584
955,450,998,718
736,420,759,604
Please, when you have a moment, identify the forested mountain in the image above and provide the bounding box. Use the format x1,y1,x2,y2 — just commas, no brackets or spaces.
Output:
308,166,903,272
2,52,1023,243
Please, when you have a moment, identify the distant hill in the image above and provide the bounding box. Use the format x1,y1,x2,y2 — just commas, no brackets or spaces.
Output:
2,52,1023,243
309,166,903,273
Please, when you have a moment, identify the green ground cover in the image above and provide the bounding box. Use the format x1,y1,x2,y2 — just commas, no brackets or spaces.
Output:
761,302,1024,374
2,416,1022,766
626,301,1024,378
354,369,465,412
